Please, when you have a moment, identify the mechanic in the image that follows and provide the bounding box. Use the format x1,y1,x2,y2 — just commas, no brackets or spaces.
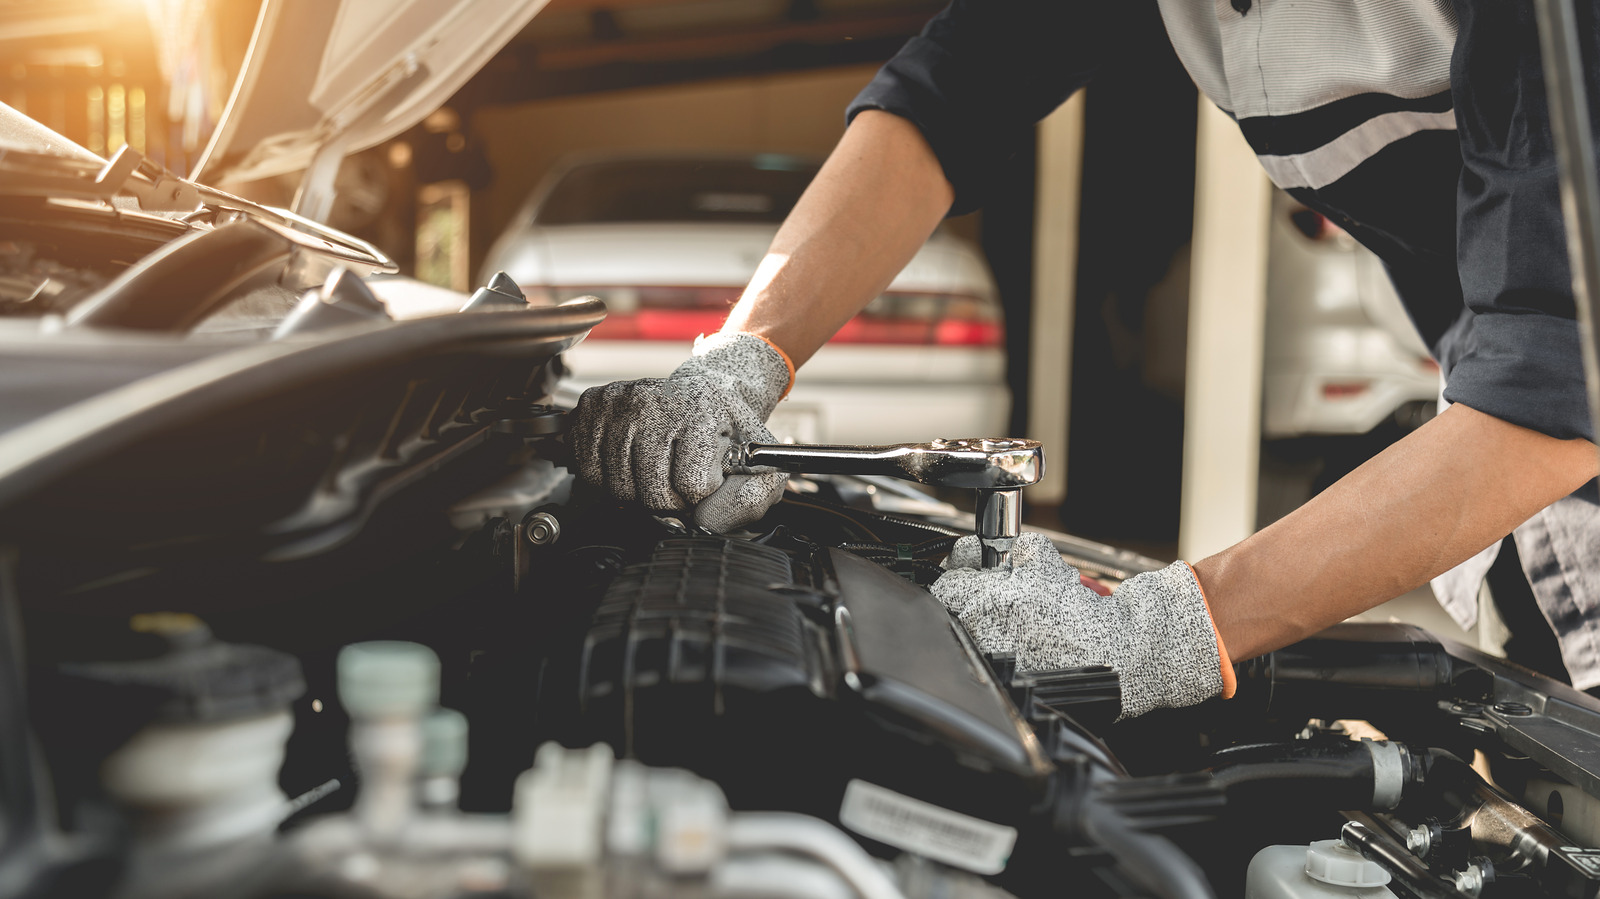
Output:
572,1,1600,718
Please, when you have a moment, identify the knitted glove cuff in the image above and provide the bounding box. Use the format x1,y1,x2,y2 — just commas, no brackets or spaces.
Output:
1113,561,1226,719
673,332,793,421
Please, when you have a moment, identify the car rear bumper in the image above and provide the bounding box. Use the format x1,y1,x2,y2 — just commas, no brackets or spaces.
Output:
562,341,1009,444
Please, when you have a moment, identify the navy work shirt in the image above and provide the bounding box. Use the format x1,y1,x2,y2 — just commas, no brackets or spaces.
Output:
848,0,1600,687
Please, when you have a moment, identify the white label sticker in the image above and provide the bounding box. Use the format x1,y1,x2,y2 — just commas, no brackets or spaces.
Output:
837,779,1018,875
1559,847,1600,877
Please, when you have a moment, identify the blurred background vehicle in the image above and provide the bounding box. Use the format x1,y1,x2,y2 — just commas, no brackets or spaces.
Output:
1262,191,1439,442
480,153,1007,444
1257,190,1444,525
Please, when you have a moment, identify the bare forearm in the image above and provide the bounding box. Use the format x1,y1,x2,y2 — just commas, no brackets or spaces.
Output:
1196,404,1599,660
721,110,955,368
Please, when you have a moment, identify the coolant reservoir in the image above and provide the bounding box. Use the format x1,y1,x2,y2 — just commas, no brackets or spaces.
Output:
1247,840,1398,899
92,613,304,850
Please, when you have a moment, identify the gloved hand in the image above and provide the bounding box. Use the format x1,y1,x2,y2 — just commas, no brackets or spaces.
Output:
570,332,794,533
932,533,1236,719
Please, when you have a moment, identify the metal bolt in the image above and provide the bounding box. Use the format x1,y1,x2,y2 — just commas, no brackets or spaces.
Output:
525,512,561,546
1453,864,1485,897
1405,825,1432,858
1493,700,1534,716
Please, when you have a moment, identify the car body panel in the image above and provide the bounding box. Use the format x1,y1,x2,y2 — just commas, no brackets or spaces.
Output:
0,102,104,162
195,0,550,186
481,157,1008,445
486,223,990,298
1262,192,1439,438
563,342,1006,444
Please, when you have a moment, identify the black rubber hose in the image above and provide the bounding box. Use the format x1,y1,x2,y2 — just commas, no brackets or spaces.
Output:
1081,808,1217,899
1232,623,1491,720
1097,741,1410,835
1206,740,1407,813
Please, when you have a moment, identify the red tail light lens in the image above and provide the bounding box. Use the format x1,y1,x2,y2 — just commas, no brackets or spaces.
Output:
553,286,1002,347
566,287,738,341
1321,381,1371,399
1288,207,1344,241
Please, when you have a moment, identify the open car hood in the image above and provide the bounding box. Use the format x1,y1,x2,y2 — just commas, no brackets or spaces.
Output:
0,102,104,164
194,0,548,187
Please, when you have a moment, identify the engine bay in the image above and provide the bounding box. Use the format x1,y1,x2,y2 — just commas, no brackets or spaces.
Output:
5,298,1600,898
0,163,1598,897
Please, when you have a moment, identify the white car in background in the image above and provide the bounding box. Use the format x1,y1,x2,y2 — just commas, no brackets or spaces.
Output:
480,153,1007,445
1257,190,1444,522
1262,190,1440,439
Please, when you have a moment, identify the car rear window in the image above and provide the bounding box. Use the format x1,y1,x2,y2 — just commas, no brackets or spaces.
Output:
534,157,821,225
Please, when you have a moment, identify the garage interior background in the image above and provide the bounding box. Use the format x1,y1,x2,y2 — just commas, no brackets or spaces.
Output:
0,0,1317,563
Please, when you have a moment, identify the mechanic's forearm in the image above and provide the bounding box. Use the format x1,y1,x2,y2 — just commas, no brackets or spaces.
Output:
721,110,954,368
1196,404,1599,661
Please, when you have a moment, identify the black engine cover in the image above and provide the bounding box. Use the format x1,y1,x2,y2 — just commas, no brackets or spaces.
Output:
545,536,1054,839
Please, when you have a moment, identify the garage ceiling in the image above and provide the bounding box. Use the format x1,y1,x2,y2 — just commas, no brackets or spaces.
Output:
464,0,945,106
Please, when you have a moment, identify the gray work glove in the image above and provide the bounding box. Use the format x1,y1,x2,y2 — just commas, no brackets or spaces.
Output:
571,332,793,533
932,533,1235,719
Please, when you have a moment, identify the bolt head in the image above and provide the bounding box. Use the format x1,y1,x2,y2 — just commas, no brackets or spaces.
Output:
525,512,561,546
1453,864,1485,897
1493,700,1534,717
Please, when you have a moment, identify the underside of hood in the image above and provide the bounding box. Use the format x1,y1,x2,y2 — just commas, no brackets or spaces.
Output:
194,0,548,188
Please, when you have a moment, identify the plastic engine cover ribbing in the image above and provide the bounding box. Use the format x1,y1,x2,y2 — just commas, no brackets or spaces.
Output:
559,536,1053,831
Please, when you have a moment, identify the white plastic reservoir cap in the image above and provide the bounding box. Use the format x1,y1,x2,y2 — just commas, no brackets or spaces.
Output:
337,641,441,719
421,708,470,777
1305,840,1391,888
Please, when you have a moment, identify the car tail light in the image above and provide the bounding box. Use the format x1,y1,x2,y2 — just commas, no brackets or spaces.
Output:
552,286,738,341
1321,381,1371,399
549,286,1003,347
1289,207,1343,241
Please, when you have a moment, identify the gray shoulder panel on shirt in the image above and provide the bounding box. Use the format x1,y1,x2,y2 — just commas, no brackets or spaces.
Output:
1156,0,1457,120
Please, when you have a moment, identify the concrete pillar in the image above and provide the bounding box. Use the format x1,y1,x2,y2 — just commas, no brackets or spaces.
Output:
1026,91,1087,505
1178,99,1273,562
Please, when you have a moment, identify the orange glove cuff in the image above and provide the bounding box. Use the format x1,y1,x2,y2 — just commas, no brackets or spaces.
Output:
743,332,796,399
1184,561,1236,700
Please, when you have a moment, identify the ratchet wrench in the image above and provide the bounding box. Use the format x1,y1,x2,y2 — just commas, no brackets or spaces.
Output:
725,438,1044,569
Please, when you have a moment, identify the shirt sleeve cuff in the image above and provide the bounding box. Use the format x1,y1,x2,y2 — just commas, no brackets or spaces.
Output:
1440,311,1592,442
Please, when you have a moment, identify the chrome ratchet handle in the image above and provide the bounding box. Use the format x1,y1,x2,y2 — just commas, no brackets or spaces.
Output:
728,438,1044,569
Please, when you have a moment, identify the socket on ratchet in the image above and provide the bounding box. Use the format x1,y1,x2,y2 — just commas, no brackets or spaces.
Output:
725,438,1044,569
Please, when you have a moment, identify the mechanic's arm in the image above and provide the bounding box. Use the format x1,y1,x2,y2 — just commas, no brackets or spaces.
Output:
934,405,1597,719
720,110,953,367
569,111,952,531
1199,403,1600,660
571,0,1124,531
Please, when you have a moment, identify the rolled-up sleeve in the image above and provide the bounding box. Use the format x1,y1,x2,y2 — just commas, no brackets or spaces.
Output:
1445,1,1594,442
846,0,1134,215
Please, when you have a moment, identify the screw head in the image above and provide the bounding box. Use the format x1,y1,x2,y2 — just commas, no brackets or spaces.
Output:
1405,825,1432,857
1493,700,1534,717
